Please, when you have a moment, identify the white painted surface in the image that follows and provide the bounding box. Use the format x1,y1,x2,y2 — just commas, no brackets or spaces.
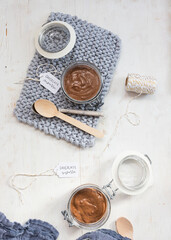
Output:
0,0,171,239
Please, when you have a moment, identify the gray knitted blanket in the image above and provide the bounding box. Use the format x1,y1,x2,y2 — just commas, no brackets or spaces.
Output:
14,12,121,148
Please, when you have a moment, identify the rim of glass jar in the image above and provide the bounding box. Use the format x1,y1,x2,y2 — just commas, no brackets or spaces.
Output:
117,155,148,191
38,24,71,53
61,61,103,104
67,184,111,230
112,152,152,195
35,21,76,59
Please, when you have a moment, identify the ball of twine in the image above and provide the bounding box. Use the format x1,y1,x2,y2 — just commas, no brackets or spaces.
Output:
125,73,157,94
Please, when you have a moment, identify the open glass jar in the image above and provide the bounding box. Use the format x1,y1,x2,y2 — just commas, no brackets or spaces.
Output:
62,151,153,230
61,61,103,104
62,184,111,230
111,151,153,195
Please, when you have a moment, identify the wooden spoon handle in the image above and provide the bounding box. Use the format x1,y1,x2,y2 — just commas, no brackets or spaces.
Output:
58,108,103,117
55,111,104,138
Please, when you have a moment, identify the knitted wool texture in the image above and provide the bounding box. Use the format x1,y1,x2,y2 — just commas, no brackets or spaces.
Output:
14,12,121,148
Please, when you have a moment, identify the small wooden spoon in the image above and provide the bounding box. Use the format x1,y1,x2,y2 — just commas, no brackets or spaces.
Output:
32,103,103,117
116,217,133,240
34,99,104,138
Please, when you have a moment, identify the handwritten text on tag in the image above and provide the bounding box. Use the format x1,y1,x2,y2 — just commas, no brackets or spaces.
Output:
54,162,79,178
40,72,61,94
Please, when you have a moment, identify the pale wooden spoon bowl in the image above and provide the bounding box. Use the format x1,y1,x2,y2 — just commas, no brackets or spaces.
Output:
116,217,133,240
34,99,104,138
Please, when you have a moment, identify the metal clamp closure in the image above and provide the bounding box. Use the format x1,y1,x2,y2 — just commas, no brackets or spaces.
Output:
102,179,118,200
61,210,73,227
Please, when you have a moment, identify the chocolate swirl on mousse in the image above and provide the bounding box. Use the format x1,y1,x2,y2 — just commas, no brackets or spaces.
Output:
70,188,107,224
63,65,101,101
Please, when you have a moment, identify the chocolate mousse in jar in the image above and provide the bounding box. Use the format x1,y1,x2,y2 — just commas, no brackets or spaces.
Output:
61,61,103,104
62,152,153,230
61,184,111,230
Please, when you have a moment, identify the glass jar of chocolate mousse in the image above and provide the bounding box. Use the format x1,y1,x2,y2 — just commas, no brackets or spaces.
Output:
62,152,153,230
61,61,103,104
61,184,111,230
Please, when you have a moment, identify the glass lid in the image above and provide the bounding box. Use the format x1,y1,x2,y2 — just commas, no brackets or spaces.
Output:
38,24,70,53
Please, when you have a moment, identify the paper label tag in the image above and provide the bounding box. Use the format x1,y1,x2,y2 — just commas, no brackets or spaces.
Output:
54,162,79,178
40,72,61,94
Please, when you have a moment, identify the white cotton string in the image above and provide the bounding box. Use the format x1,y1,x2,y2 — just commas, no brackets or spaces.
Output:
103,92,141,152
14,63,61,84
14,78,40,85
8,169,56,203
103,73,157,153
114,92,141,134
36,63,58,77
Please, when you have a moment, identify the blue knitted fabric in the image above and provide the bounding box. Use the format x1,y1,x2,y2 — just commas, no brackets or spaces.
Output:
0,212,59,239
14,12,121,148
77,229,130,240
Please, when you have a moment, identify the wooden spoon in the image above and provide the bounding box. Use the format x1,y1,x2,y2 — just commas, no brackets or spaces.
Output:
34,99,104,138
116,217,133,240
32,103,103,117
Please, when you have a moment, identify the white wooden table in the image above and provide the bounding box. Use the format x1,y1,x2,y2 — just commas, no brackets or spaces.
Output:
0,0,171,239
